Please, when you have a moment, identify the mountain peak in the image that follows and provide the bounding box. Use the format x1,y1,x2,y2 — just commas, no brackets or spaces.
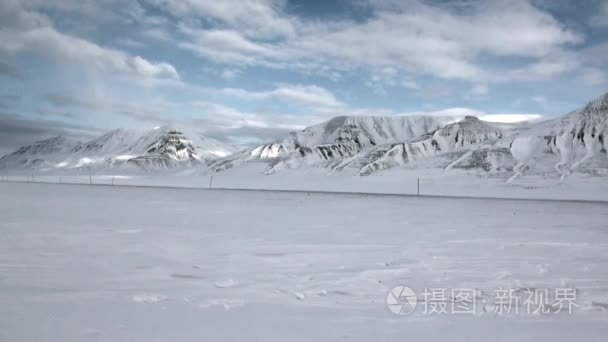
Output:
14,136,70,154
583,92,608,113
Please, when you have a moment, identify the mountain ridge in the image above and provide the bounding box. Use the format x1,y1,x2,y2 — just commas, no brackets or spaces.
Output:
0,125,237,171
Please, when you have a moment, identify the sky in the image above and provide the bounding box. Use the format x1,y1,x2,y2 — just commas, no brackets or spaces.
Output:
0,0,607,154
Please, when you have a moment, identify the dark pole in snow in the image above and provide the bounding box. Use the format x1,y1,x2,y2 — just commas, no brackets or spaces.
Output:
417,177,420,196
209,175,213,189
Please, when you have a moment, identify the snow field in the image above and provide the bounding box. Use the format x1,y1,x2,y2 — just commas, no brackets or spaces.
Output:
1,182,608,341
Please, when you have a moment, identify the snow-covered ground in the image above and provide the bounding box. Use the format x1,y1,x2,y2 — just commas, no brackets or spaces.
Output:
3,162,608,202
1,182,607,341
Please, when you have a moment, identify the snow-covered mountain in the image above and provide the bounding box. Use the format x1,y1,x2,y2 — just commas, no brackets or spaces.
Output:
3,92,607,182
210,115,449,172
0,136,74,170
333,116,505,175
210,92,608,180
210,115,508,175
0,126,238,171
529,92,608,179
72,129,142,156
120,128,203,168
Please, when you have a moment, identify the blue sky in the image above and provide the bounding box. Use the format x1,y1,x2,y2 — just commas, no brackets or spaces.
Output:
0,0,607,153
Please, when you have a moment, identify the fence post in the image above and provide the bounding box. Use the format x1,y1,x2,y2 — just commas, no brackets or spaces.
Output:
417,177,420,196
209,175,213,189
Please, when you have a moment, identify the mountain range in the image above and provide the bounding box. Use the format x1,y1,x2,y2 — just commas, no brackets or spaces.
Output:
0,126,238,171
209,92,608,179
1,93,607,181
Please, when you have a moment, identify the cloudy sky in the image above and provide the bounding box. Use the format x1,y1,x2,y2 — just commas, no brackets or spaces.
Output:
0,0,607,154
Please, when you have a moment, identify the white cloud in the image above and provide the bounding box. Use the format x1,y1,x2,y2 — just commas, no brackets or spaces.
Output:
0,26,179,82
399,107,481,118
268,85,344,108
399,107,543,123
478,114,544,123
365,67,419,93
189,100,323,143
192,101,306,130
216,85,345,108
507,52,581,81
0,1,180,84
7,0,161,30
170,0,583,83
178,26,282,65
315,1,582,81
146,0,295,39
127,55,178,80
0,0,598,146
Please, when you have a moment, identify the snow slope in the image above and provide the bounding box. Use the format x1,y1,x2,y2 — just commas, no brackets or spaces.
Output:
72,129,143,156
544,93,608,173
0,136,75,169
